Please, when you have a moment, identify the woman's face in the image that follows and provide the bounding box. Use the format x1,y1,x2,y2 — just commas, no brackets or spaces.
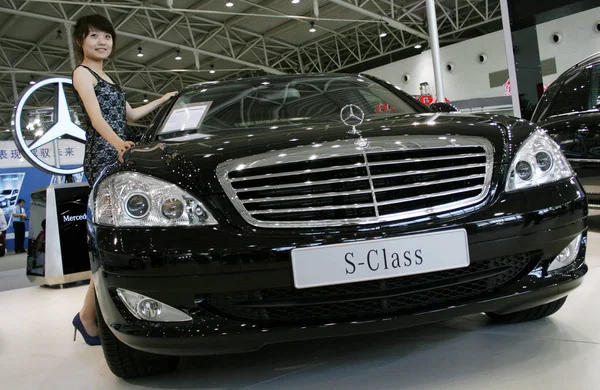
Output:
81,26,113,61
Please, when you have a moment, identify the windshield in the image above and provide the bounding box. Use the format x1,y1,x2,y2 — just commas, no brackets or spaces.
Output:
155,75,421,141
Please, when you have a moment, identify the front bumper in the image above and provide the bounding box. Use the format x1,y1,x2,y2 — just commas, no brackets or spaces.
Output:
107,266,586,356
92,178,588,356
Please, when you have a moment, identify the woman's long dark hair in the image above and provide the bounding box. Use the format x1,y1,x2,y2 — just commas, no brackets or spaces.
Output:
72,14,117,62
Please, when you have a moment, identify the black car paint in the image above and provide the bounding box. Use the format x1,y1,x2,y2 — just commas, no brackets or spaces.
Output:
92,177,587,354
533,52,600,203
119,113,534,197
91,73,588,356
538,112,600,200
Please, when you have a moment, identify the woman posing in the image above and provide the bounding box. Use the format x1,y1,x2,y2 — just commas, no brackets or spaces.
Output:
71,14,176,345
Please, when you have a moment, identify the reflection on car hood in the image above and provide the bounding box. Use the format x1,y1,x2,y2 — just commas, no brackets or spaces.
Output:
119,113,533,195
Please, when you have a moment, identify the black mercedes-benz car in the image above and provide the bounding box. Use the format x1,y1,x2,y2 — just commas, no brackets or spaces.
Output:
532,51,600,204
89,73,588,378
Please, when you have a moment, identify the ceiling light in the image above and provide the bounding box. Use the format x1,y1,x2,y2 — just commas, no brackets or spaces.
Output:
379,28,387,38
226,1,233,6
175,49,182,60
29,75,35,85
143,94,149,103
415,44,422,49
209,64,215,74
292,0,300,3
56,29,62,40
137,46,144,57
309,21,316,33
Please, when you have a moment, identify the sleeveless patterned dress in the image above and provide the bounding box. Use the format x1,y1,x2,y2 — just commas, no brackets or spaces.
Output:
74,65,127,185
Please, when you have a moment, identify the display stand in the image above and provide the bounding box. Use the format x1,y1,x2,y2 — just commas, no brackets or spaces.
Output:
26,182,91,286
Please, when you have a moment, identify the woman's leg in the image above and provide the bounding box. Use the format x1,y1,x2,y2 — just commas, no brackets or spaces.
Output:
79,278,98,337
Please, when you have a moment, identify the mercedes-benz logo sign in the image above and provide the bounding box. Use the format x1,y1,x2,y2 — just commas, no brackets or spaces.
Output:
13,77,86,175
340,104,364,135
354,137,369,149
340,104,365,127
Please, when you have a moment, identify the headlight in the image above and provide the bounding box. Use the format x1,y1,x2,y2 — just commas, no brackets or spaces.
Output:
505,130,574,192
91,172,217,227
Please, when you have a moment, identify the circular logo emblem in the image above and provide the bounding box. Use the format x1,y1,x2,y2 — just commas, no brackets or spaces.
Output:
340,104,365,128
354,137,370,149
13,77,86,175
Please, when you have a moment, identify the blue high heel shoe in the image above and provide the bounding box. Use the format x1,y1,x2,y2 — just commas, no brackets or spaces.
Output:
72,313,101,346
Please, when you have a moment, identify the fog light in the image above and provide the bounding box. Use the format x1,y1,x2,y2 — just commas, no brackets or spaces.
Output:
116,288,192,322
548,234,582,272
139,298,161,319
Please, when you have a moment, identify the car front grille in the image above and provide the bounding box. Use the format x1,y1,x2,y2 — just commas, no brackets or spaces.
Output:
216,136,494,228
204,252,537,324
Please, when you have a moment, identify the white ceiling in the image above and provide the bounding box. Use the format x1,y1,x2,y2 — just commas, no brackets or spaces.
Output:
0,0,502,137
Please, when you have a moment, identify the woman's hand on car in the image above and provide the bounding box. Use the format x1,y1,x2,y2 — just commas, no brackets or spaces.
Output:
160,91,178,103
117,140,135,163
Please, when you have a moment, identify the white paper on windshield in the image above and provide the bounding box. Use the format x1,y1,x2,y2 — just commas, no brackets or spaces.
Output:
160,101,211,134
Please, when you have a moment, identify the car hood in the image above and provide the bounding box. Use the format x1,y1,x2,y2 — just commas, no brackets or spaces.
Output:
118,113,534,195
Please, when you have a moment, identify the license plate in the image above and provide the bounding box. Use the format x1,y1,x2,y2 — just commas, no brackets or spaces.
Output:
291,229,470,289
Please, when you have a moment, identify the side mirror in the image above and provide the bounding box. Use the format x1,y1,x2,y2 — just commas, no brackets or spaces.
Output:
430,102,459,113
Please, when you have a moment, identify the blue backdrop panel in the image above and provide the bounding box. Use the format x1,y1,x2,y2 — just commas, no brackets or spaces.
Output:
0,166,86,251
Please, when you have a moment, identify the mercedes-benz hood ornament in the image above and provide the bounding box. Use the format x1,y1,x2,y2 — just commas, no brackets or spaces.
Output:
340,104,365,135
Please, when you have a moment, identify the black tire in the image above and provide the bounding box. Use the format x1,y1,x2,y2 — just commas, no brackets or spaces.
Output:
96,297,180,378
485,297,567,323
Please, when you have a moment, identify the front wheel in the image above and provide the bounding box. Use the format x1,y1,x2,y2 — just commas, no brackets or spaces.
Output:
96,297,180,378
485,297,567,323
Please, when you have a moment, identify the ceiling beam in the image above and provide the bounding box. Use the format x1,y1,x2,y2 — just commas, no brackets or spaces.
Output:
0,65,165,97
327,0,429,40
0,6,287,75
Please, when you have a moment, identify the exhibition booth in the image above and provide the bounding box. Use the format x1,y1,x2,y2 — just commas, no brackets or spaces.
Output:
26,182,91,285
0,0,599,388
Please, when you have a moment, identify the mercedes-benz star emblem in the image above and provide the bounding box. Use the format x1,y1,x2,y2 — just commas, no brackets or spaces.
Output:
13,77,86,175
354,137,369,149
340,104,365,134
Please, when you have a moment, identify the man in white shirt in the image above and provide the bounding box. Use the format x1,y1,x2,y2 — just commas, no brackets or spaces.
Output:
12,199,27,254
0,207,7,257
